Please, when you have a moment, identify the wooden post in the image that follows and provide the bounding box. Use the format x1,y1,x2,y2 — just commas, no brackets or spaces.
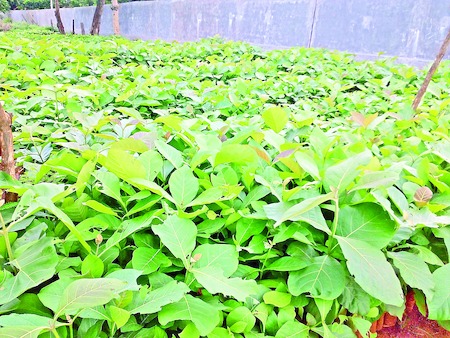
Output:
412,29,450,111
0,103,18,203
72,19,75,34
54,0,65,34
90,0,106,35
111,0,120,35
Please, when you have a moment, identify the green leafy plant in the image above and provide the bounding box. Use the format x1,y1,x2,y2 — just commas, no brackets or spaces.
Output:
0,24,449,337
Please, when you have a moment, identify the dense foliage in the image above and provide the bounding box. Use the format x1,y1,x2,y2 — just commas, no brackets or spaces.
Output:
0,24,449,337
6,0,135,11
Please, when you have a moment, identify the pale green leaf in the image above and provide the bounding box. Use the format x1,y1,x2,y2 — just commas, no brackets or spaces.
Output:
337,236,404,306
152,215,197,267
55,278,125,317
0,238,58,305
84,200,118,216
104,148,147,182
287,255,345,299
336,203,396,249
262,106,289,133
192,244,238,277
388,251,434,298
158,295,220,336
169,165,199,209
155,140,184,169
275,320,309,338
127,280,189,314
428,264,450,321
192,266,258,302
214,144,258,167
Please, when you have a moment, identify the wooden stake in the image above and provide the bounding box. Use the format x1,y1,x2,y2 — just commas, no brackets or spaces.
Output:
0,103,17,203
412,29,450,111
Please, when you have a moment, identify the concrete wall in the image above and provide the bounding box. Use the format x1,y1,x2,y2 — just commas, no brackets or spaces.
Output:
10,0,450,64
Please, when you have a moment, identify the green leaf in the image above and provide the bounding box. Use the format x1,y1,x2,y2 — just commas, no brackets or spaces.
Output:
109,305,130,329
288,255,345,299
154,140,184,169
338,278,371,316
323,150,372,192
187,187,224,207
336,203,396,249
337,236,404,306
266,256,310,271
98,212,158,259
214,144,258,167
104,148,147,182
158,294,220,336
235,219,266,245
428,264,450,320
169,165,199,209
84,200,118,216
95,171,125,209
55,278,126,317
263,291,292,308
271,193,333,230
76,160,96,197
0,313,53,338
226,306,255,333
127,280,189,314
262,106,289,133
388,251,434,298
152,215,197,267
0,237,58,305
81,254,104,278
192,266,258,302
192,244,238,277
275,320,309,338
131,247,171,275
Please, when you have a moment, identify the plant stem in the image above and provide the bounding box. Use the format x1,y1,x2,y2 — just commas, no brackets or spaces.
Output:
0,212,14,262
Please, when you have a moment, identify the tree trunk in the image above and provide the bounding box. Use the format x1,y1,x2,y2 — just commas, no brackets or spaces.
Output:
54,0,65,34
90,0,106,35
412,28,450,111
0,103,18,203
111,0,120,35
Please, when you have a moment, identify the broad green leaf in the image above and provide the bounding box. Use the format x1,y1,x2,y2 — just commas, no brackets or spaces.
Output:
76,159,96,197
350,170,399,191
235,219,266,245
98,212,158,259
138,150,163,182
115,106,143,120
288,255,345,299
84,200,118,216
192,244,238,277
337,236,404,306
95,171,125,209
295,151,320,180
127,280,189,314
158,295,220,336
152,215,197,267
428,264,450,320
262,106,289,133
0,313,53,338
275,320,309,338
38,278,75,313
104,148,146,182
192,266,258,302
266,256,310,271
271,193,333,230
55,278,125,317
336,203,396,249
323,150,372,192
169,165,199,209
128,178,175,203
109,306,130,329
263,291,291,308
154,140,184,169
131,247,171,275
81,254,104,278
0,237,58,305
187,187,224,207
388,251,434,298
226,306,255,333
338,278,371,316
214,144,258,167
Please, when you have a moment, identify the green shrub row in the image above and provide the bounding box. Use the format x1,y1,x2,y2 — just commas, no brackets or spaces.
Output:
3,0,133,11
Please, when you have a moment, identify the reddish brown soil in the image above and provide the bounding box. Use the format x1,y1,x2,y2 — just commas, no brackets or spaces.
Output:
372,291,450,338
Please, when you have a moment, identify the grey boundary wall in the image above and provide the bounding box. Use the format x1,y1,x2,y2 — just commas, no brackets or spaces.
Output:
10,0,450,65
